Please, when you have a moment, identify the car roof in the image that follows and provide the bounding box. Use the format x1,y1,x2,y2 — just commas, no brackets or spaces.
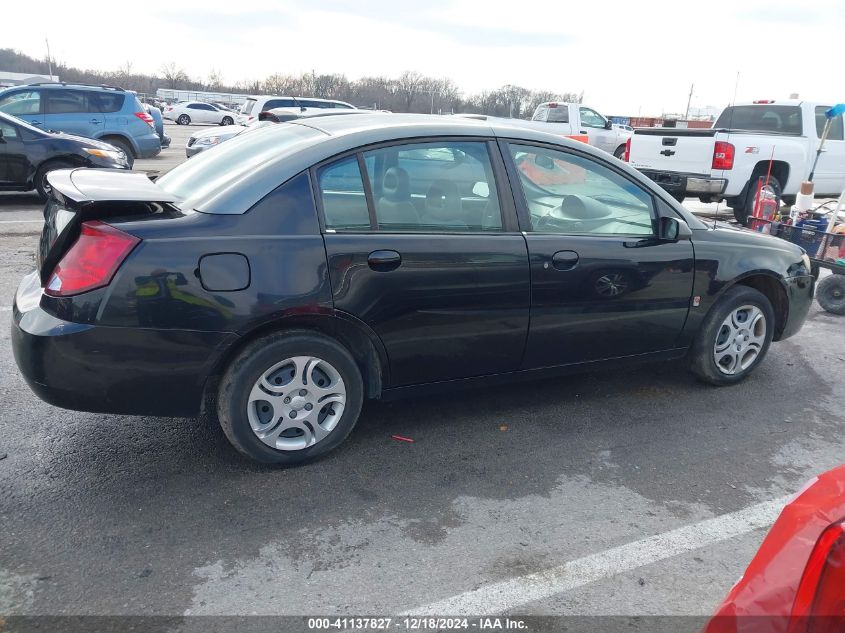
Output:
189,112,648,215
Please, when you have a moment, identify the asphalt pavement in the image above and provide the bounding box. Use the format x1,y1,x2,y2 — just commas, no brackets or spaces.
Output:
1,124,843,628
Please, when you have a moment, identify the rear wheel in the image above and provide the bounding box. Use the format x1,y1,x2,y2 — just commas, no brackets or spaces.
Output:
735,175,782,226
177,114,190,125
689,285,774,385
217,331,364,465
221,116,234,126
613,144,626,160
817,274,845,314
34,159,77,201
102,137,135,168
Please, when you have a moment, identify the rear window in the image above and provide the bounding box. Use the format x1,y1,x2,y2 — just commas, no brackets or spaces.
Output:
545,105,569,123
156,123,324,210
714,105,802,134
241,99,257,114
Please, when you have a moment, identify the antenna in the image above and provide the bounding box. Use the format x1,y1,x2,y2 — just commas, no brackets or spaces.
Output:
685,83,694,120
45,38,53,78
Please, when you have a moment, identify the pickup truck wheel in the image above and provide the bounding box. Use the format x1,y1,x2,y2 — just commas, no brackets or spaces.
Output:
737,175,782,226
689,285,774,386
217,330,364,465
816,274,845,315
613,144,626,159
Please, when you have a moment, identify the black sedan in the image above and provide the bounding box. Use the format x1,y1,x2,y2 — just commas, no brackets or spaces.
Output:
12,114,815,464
0,111,130,200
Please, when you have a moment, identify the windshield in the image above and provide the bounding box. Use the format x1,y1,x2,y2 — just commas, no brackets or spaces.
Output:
157,123,324,210
714,105,802,134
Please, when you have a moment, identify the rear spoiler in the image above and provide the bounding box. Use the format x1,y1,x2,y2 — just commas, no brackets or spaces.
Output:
47,168,182,204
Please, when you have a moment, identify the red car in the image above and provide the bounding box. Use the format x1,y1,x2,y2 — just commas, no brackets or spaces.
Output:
704,465,845,633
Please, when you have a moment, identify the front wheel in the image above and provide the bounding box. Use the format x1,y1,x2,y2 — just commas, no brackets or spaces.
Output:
34,160,76,201
817,274,845,314
217,331,364,465
689,286,775,385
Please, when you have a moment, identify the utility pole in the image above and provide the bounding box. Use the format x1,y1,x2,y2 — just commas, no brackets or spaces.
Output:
684,83,694,120
45,38,53,78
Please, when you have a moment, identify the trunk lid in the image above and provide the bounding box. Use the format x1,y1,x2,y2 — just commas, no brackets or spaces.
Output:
39,169,181,283
629,128,718,175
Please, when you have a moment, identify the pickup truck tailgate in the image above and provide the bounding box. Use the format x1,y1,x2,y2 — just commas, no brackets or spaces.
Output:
629,128,718,175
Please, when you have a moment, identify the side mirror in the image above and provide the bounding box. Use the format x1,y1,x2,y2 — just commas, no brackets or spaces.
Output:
534,154,555,170
0,128,4,142
604,120,613,130
659,216,692,241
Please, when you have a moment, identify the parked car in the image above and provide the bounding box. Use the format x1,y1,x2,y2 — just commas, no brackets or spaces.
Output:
163,101,237,126
145,103,171,149
703,464,845,633
12,114,814,465
0,111,129,199
236,96,355,125
627,100,845,223
185,120,272,158
0,82,160,164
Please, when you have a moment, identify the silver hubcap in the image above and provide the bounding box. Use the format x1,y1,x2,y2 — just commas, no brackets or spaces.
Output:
247,356,346,451
714,305,766,375
595,273,628,297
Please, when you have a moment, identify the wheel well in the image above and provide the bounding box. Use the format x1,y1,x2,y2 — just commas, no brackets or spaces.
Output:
101,135,136,158
734,275,789,340
202,316,385,414
750,160,790,192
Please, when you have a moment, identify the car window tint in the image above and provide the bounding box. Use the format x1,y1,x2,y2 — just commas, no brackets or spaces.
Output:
266,99,296,109
0,90,41,115
88,91,124,113
714,105,802,134
318,156,371,231
546,105,569,123
0,120,19,140
45,90,88,114
816,106,845,141
510,144,656,236
363,141,503,232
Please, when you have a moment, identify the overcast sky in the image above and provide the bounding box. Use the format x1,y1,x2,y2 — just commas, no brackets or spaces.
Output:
4,0,842,115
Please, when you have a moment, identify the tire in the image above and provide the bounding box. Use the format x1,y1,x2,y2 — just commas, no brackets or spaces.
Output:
671,192,686,203
102,137,135,168
221,116,234,126
177,114,190,125
817,274,845,315
613,144,626,160
689,285,775,385
34,159,77,201
217,331,364,465
735,175,782,226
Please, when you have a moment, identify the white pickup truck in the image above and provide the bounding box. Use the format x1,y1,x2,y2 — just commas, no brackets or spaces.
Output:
627,100,845,223
461,102,631,158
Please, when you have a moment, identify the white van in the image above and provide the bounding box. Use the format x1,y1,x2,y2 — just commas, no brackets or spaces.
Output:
236,96,355,125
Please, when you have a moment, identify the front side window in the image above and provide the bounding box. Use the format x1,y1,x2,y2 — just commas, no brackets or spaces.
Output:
318,156,371,231
816,106,845,141
510,144,656,236
363,141,503,232
579,107,606,128
0,90,41,115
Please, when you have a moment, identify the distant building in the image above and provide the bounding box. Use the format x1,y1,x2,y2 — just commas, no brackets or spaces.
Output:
0,71,60,88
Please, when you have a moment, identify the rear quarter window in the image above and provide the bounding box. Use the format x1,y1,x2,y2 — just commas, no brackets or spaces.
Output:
90,91,125,113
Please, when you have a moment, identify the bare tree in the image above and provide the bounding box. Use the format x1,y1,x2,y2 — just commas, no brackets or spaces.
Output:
160,62,189,89
396,70,425,112
207,68,223,90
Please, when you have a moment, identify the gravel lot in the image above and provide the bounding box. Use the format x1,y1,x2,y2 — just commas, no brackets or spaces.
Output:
1,122,843,628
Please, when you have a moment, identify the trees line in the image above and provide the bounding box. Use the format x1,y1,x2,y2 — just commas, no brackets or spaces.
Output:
1,48,581,118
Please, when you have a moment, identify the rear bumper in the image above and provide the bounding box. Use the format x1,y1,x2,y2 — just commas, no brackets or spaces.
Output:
777,274,815,341
639,169,728,197
133,131,162,158
12,272,234,416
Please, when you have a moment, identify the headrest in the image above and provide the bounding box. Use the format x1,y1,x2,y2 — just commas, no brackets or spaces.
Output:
425,180,460,219
382,167,410,201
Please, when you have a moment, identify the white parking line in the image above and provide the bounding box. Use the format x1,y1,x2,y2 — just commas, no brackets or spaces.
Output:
0,220,42,224
404,494,791,615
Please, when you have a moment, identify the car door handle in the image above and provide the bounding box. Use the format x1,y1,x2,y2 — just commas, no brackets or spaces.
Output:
551,250,579,271
30,120,41,125
89,118,101,124
579,130,587,134
367,250,402,272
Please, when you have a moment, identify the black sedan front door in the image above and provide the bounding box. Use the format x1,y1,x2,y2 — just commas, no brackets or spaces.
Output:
501,141,695,368
0,119,31,186
317,140,530,388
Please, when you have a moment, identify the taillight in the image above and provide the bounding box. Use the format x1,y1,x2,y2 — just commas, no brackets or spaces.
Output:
789,521,845,633
712,141,735,170
45,221,139,297
623,137,631,162
134,111,155,128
